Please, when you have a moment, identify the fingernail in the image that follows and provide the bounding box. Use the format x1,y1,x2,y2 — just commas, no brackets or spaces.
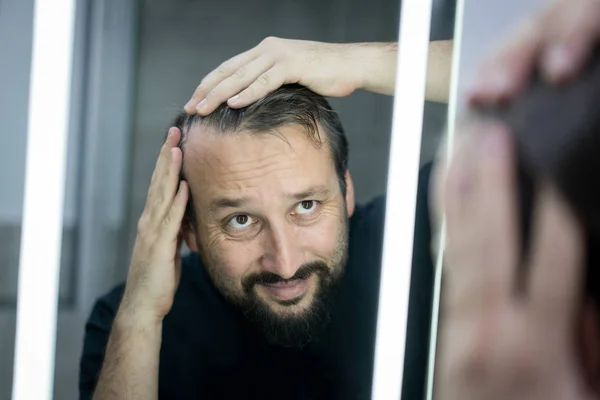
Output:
228,95,240,105
196,99,206,112
544,45,575,80
167,127,174,139
184,100,194,110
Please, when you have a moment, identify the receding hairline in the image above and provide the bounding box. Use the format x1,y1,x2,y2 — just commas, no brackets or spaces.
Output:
179,120,335,182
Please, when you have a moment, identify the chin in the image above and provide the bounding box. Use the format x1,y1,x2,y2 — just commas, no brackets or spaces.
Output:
265,293,317,316
242,275,336,348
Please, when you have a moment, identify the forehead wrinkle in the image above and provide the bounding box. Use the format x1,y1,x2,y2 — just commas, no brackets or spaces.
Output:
218,154,299,186
182,123,335,199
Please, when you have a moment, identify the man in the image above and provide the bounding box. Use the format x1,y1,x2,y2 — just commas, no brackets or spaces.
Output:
80,40,452,400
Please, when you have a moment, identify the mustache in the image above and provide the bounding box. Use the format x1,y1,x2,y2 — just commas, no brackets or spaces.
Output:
242,261,330,292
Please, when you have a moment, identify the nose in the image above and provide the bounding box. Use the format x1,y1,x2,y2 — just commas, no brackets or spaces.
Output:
259,222,303,279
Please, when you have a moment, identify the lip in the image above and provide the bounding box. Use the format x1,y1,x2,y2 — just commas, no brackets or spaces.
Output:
260,277,311,301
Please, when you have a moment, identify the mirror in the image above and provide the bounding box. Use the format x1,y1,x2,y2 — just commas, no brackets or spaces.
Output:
3,0,458,399
428,0,558,398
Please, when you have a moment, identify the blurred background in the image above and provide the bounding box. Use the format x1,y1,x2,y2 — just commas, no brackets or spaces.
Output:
0,0,457,398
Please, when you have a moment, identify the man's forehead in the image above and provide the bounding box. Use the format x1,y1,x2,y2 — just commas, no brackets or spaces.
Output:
183,123,329,166
181,123,336,189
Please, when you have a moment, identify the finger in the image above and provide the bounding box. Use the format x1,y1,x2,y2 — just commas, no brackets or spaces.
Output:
164,180,189,239
184,49,258,114
440,123,485,313
147,128,181,203
147,146,183,225
540,0,600,83
475,124,519,304
527,183,585,331
196,55,274,115
443,121,489,261
225,66,286,109
444,124,518,314
468,19,542,105
158,146,183,213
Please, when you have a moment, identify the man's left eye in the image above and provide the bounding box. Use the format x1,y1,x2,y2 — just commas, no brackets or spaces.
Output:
295,200,317,214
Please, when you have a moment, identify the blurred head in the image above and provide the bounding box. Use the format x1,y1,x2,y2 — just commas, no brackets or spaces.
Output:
172,84,355,347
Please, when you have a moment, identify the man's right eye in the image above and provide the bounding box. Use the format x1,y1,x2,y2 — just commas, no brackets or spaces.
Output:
227,214,254,229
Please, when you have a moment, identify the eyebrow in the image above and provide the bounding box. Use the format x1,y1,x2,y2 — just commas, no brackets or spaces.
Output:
288,186,331,201
209,197,250,214
208,186,332,214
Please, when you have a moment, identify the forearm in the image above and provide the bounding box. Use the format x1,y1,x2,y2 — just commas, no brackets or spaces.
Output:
426,40,453,103
357,40,452,103
92,312,162,400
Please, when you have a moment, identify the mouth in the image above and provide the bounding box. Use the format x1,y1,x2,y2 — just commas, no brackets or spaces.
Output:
260,275,312,302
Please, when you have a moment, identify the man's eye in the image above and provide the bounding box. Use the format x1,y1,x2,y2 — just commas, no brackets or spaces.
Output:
295,200,318,215
227,214,254,229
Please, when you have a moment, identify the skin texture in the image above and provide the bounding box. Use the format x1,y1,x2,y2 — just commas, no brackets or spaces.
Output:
181,124,355,317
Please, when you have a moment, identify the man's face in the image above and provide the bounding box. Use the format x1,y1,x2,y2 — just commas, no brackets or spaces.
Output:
182,124,355,347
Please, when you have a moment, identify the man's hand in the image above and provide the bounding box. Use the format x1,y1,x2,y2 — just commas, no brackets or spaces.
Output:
431,123,596,400
92,128,188,400
469,0,600,105
120,127,189,323
184,37,394,115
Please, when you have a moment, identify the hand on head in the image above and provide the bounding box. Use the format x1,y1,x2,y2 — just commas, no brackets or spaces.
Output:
183,37,365,116
122,127,189,322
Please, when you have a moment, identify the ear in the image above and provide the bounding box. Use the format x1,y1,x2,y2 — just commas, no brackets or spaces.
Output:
181,218,199,253
578,297,600,393
344,170,355,217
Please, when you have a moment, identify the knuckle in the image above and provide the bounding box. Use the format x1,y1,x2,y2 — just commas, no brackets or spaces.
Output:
198,77,209,91
162,213,172,227
258,73,270,87
153,193,165,208
233,65,246,80
260,36,279,46
137,215,151,237
216,61,231,77
192,85,203,99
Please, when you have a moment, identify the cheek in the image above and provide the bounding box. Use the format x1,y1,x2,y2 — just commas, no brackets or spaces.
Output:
299,214,345,257
203,230,257,280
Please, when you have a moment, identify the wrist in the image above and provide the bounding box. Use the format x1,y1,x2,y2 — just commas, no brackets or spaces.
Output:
114,300,164,333
353,42,398,95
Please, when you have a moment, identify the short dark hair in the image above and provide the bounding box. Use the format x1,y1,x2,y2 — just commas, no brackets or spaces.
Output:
170,84,349,226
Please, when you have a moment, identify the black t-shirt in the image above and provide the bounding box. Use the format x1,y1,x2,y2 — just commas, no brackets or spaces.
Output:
79,164,434,400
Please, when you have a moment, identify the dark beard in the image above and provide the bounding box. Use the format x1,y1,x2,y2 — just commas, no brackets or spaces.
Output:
237,261,338,349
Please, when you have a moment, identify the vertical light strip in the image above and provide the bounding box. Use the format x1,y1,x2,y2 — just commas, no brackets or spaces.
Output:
425,0,467,398
371,0,433,399
12,0,76,399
